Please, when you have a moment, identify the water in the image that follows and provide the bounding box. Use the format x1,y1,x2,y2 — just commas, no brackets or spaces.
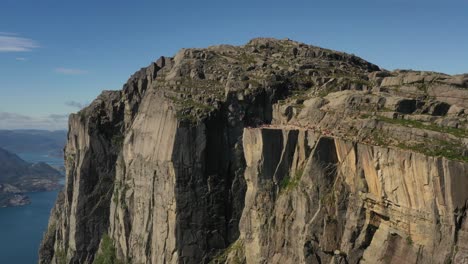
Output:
0,190,59,264
17,152,64,168
0,152,64,264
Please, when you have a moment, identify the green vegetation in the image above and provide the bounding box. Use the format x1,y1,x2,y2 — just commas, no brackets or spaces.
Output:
371,131,389,146
113,182,129,209
55,249,67,264
416,83,429,93
120,184,128,210
397,139,468,162
406,236,413,245
239,52,256,64
320,189,336,208
180,98,215,112
66,154,75,164
289,90,309,102
277,88,310,106
169,95,217,123
359,113,372,119
327,73,375,89
317,85,339,97
280,167,304,191
175,111,199,123
113,185,119,204
366,116,467,161
111,135,124,147
209,240,244,264
376,115,468,138
360,115,468,161
247,78,261,88
350,78,374,88
93,234,123,264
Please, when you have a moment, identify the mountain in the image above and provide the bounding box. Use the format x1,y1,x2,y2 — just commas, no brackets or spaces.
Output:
39,38,468,264
0,147,63,207
0,129,67,158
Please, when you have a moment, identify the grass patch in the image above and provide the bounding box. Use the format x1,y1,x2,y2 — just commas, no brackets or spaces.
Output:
371,131,389,146
66,154,75,164
113,186,119,204
363,116,467,161
280,168,304,191
93,234,123,264
175,111,199,123
350,78,374,88
406,236,413,245
209,240,244,264
55,249,67,264
169,96,216,123
239,52,256,64
376,115,468,138
359,113,372,119
290,90,309,102
181,98,215,111
113,182,128,209
111,135,124,148
397,139,468,162
247,79,261,88
317,85,339,98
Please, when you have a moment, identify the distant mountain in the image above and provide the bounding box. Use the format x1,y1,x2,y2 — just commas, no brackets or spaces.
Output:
0,147,62,181
0,147,63,207
0,129,67,157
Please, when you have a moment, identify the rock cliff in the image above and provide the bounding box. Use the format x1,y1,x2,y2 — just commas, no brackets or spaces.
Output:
40,38,468,264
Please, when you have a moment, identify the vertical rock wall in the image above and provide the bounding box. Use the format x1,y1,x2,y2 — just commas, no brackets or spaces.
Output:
236,128,468,264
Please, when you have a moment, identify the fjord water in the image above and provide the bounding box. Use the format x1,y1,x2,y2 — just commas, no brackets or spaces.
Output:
0,190,59,263
0,152,63,264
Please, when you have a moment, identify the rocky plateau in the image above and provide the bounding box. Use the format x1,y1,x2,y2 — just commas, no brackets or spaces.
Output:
39,38,468,264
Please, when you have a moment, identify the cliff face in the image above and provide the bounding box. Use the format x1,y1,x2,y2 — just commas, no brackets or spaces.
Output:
239,129,468,263
40,38,468,264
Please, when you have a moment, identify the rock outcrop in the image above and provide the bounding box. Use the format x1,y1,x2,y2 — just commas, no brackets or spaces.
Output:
40,38,468,264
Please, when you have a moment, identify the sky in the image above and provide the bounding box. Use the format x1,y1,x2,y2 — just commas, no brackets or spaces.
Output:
1,0,467,130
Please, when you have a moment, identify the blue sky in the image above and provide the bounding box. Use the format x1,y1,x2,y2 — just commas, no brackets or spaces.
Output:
1,0,467,129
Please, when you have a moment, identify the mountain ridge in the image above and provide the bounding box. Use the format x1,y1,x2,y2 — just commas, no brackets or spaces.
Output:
0,129,67,158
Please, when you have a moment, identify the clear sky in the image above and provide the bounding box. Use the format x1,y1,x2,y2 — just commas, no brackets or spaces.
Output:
1,0,467,129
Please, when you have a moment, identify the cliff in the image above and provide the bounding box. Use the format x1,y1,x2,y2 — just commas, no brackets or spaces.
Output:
39,38,468,264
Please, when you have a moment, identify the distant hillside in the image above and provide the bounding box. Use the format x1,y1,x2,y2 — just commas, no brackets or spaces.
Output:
0,129,67,157
0,147,63,207
0,147,62,181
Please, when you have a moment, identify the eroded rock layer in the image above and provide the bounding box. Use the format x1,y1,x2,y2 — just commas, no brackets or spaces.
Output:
40,38,468,264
